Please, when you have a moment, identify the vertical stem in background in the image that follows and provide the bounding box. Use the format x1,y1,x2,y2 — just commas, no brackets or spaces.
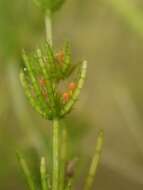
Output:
45,9,53,46
53,119,60,190
84,130,104,190
17,152,37,190
40,157,48,190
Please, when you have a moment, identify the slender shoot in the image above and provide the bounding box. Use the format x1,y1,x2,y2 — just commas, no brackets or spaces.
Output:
84,130,104,190
45,9,53,46
17,152,37,190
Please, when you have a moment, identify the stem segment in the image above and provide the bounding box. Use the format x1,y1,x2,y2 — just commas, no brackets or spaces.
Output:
45,10,53,46
53,119,60,190
45,8,59,190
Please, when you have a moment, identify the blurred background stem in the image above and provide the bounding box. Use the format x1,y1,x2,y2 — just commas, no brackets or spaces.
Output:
84,131,104,190
45,10,53,46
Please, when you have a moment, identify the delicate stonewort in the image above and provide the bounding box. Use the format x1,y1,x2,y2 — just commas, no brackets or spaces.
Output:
18,1,103,190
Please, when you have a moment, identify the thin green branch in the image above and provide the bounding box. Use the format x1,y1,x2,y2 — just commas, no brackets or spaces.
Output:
20,72,46,117
63,42,71,74
22,52,48,112
36,49,55,110
84,130,104,190
45,9,53,46
17,152,37,190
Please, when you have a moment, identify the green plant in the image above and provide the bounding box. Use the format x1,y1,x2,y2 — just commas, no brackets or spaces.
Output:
18,0,104,190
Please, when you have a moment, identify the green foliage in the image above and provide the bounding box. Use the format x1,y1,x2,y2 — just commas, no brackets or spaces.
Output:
33,0,66,12
20,43,87,120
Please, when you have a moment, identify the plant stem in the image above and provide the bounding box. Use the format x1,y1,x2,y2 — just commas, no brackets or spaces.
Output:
17,152,36,190
45,7,59,190
52,119,60,190
45,9,53,46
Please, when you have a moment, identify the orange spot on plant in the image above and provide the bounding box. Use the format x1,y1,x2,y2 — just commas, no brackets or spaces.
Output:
63,92,70,102
55,51,64,63
68,82,76,91
38,77,46,87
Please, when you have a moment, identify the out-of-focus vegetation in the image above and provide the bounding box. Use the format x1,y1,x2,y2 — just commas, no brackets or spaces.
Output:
0,0,143,189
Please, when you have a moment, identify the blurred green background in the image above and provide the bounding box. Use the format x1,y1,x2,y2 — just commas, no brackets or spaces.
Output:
0,0,143,189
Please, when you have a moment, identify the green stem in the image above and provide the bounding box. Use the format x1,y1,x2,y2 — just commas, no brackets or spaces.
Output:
52,119,60,190
45,9,53,46
17,152,36,190
45,7,59,190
